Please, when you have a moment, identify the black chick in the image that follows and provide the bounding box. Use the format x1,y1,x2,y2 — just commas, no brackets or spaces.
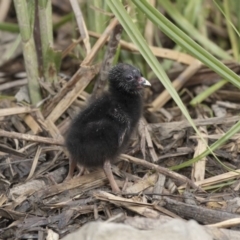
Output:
65,63,151,192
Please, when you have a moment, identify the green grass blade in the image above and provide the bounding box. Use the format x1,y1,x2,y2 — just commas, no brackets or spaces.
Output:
190,79,228,106
216,0,239,60
158,0,231,60
132,0,240,90
0,22,19,32
171,120,240,170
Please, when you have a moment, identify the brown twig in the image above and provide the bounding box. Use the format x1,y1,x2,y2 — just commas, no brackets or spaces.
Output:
0,107,37,117
150,60,202,111
43,64,100,120
88,31,196,65
81,18,119,66
164,197,240,224
92,24,123,100
0,0,11,22
0,129,64,145
0,79,28,91
69,0,90,54
121,154,202,191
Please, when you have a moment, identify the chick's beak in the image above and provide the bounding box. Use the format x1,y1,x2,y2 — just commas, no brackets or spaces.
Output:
139,77,151,87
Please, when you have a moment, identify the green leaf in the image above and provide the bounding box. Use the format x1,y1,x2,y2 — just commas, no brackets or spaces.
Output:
132,0,240,90
158,0,231,60
190,79,228,106
171,120,240,170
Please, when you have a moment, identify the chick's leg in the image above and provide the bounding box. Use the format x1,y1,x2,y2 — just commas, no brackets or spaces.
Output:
65,156,77,181
76,165,85,177
103,160,120,193
65,155,86,181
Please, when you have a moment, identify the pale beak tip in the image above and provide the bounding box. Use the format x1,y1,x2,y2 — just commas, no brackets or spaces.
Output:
141,77,151,87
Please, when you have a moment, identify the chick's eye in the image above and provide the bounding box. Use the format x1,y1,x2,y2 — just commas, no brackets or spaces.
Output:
126,75,133,81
